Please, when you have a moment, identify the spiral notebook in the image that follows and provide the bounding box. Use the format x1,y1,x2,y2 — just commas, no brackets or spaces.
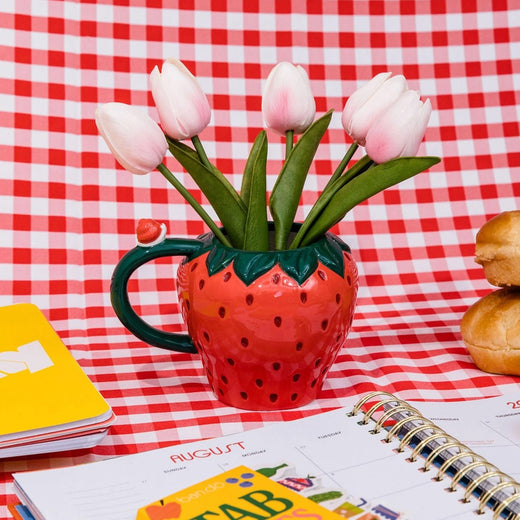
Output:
12,391,520,520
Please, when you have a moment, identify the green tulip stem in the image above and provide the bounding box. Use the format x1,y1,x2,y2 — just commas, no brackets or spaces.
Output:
191,135,213,171
157,163,232,247
322,142,359,193
285,130,294,160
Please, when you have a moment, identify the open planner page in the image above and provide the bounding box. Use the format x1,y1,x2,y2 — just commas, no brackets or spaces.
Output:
14,393,520,520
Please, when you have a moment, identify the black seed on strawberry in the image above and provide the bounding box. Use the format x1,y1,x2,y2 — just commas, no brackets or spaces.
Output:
203,331,210,342
291,393,298,401
296,342,303,351
185,299,190,310
272,273,280,284
318,269,327,280
269,394,278,402
315,358,322,367
221,375,228,384
321,319,328,330
293,373,300,382
347,275,351,286
300,292,307,303
311,379,317,388
223,271,231,282
274,316,282,327
336,293,341,303
226,358,235,366
218,306,226,318
199,279,205,290
272,362,281,371
241,337,249,347
240,392,248,400
245,294,254,305
190,262,198,272
255,379,263,387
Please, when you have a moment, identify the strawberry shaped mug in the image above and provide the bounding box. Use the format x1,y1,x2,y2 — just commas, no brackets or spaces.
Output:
111,226,358,410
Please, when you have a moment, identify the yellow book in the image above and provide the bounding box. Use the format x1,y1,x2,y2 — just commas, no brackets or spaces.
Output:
136,465,343,520
0,303,115,457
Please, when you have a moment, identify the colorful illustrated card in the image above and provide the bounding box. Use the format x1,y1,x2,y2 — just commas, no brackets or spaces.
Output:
137,465,343,519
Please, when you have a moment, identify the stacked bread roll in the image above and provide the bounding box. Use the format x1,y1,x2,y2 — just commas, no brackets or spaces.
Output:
460,211,520,376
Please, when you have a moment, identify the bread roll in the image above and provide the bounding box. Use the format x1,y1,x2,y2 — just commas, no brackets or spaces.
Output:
461,288,520,376
475,210,520,287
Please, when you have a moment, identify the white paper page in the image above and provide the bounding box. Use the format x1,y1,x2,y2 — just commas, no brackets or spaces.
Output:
14,393,520,520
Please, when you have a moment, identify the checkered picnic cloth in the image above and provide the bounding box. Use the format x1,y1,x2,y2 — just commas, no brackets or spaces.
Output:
1,0,520,517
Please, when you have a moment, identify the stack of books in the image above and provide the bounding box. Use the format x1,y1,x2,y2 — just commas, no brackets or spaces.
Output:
1,303,115,458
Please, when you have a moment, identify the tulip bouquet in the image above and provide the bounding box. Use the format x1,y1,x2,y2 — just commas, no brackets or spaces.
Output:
96,59,440,251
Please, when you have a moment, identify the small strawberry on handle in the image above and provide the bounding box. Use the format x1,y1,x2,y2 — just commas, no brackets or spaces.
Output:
136,219,167,248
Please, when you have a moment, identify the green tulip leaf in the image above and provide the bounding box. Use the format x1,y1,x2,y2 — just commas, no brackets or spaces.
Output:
240,131,264,206
269,110,333,250
290,155,373,249
242,131,269,251
168,139,247,248
298,156,441,247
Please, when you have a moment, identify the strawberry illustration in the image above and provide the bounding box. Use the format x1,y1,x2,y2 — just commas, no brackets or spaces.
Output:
143,501,181,520
176,231,358,410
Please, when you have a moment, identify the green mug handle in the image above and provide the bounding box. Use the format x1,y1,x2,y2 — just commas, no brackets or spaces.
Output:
110,238,203,354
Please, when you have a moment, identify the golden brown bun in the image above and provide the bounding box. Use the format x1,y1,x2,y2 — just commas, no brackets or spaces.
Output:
475,210,520,287
461,288,520,376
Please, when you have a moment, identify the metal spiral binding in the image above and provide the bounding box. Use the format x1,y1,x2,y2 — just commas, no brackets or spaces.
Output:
350,391,399,417
493,491,520,520
397,421,436,452
435,450,475,481
361,397,407,425
371,404,415,434
351,391,520,519
385,413,425,443
409,432,449,462
462,469,504,503
423,440,461,471
478,480,520,515
449,459,489,492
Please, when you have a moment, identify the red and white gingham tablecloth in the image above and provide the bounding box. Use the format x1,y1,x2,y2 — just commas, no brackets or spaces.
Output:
1,1,520,517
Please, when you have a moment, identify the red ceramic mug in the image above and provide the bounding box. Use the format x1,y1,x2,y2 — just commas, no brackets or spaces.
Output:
111,226,358,410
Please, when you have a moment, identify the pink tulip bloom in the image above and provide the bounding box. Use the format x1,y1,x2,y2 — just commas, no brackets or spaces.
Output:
342,72,407,146
150,58,211,141
95,102,167,175
262,62,316,135
365,90,432,164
